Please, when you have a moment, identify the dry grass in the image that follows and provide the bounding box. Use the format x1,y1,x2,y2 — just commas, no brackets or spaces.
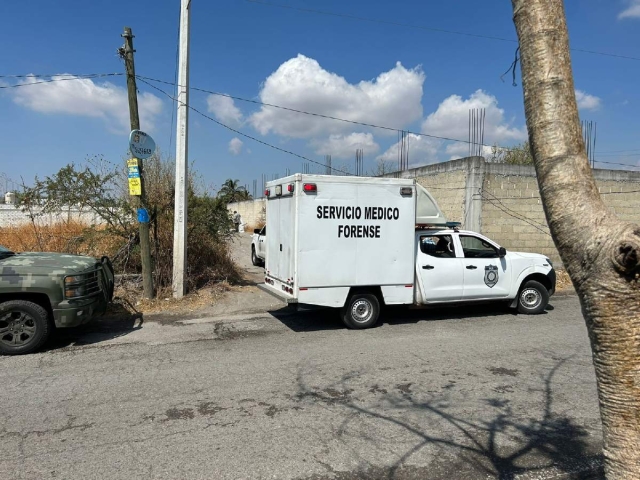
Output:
113,282,236,314
555,269,573,291
0,221,120,257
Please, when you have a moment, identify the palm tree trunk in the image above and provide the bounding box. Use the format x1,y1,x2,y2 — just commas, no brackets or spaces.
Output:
511,1,640,478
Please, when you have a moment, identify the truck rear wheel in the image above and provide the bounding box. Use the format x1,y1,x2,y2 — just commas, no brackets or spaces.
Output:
251,246,260,266
341,293,380,329
517,280,549,315
0,300,51,355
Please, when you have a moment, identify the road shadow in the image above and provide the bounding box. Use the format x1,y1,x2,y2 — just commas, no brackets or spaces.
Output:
44,298,143,351
269,302,541,333
294,359,603,480
269,307,344,332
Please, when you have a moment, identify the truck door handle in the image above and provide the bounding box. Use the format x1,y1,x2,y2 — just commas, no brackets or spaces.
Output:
466,265,478,270
422,265,435,270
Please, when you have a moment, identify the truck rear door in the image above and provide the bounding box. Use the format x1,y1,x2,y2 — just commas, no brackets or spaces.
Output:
266,190,295,284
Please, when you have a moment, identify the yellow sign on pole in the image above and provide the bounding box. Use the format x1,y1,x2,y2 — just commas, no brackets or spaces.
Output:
127,158,139,168
128,177,142,196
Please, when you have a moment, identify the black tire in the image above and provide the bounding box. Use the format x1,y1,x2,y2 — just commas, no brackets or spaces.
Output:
517,280,549,314
341,293,380,329
0,300,51,355
251,246,260,266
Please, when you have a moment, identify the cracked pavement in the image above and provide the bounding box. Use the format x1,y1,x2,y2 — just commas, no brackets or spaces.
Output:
0,294,604,479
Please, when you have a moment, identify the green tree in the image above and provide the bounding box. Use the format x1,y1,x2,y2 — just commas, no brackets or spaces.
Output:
489,141,534,165
218,179,251,203
512,0,639,476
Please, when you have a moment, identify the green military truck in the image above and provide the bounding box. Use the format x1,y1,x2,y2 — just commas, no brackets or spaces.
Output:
0,245,114,355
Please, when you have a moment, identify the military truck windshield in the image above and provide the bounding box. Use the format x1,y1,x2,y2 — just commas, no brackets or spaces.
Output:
0,246,15,258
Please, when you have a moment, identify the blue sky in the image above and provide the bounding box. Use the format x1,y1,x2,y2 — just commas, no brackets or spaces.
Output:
1,0,639,195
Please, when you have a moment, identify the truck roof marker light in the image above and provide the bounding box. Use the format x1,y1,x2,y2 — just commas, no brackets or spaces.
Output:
287,184,294,193
300,287,308,291
264,189,270,197
275,185,283,196
400,187,413,197
303,183,317,193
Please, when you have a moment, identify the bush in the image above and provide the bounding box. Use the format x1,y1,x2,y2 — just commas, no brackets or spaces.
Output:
14,155,241,294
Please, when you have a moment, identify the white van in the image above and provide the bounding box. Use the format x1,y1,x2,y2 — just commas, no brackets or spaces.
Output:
260,174,556,328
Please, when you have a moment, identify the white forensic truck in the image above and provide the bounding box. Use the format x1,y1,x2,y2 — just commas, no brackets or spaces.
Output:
260,174,556,329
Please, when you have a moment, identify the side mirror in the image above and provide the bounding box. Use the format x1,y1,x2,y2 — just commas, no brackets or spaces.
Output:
254,229,262,235
499,247,507,257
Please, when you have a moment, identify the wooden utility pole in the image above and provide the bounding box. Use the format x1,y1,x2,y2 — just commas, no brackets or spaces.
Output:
122,26,154,299
172,0,191,298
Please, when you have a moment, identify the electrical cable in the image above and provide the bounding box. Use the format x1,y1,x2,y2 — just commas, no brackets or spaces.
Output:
245,0,640,62
135,77,353,175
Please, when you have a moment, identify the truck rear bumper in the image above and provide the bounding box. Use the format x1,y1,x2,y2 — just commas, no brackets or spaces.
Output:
257,283,297,304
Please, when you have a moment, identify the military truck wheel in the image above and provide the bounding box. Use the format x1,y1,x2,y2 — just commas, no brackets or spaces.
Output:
341,293,380,329
517,280,549,315
0,300,51,355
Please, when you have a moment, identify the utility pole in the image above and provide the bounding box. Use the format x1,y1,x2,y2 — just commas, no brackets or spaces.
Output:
122,26,154,299
172,0,191,298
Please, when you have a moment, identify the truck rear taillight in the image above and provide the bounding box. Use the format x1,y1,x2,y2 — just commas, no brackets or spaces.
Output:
287,184,294,193
303,183,317,193
264,189,270,196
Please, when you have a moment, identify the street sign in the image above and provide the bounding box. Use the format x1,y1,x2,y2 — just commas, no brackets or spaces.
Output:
137,208,150,223
129,130,156,159
128,177,142,196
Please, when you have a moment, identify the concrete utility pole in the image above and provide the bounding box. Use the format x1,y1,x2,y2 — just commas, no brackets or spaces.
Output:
172,0,191,298
122,26,154,299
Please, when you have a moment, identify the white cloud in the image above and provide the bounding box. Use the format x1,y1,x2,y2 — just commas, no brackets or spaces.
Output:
445,142,493,160
377,133,440,166
575,90,601,111
619,0,640,19
228,137,243,155
421,90,526,146
312,132,379,159
10,74,162,133
250,54,425,138
207,94,243,125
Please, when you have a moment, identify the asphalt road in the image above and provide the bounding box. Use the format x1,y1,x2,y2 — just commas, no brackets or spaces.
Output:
0,293,603,480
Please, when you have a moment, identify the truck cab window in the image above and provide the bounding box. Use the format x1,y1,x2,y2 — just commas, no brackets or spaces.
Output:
420,235,456,258
459,235,498,258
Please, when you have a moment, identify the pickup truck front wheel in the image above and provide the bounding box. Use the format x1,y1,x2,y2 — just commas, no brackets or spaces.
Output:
341,293,380,329
0,300,51,355
517,280,549,315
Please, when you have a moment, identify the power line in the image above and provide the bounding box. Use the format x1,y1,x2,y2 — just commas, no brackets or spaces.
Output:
245,0,640,62
0,73,124,89
594,160,640,168
135,77,352,176
595,153,640,158
596,148,640,154
136,74,508,149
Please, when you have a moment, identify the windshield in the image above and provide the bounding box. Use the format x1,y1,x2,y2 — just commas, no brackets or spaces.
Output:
0,246,15,258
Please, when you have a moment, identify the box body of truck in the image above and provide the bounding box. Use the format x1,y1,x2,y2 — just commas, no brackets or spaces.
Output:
263,174,445,309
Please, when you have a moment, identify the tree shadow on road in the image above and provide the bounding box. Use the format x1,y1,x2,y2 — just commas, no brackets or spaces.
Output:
44,299,143,351
294,358,603,480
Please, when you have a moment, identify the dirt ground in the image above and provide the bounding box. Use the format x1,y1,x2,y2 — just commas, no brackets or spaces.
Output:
129,232,285,320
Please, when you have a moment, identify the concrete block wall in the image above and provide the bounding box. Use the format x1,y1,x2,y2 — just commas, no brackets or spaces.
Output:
393,157,640,268
227,199,266,229
388,157,480,229
0,204,104,227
